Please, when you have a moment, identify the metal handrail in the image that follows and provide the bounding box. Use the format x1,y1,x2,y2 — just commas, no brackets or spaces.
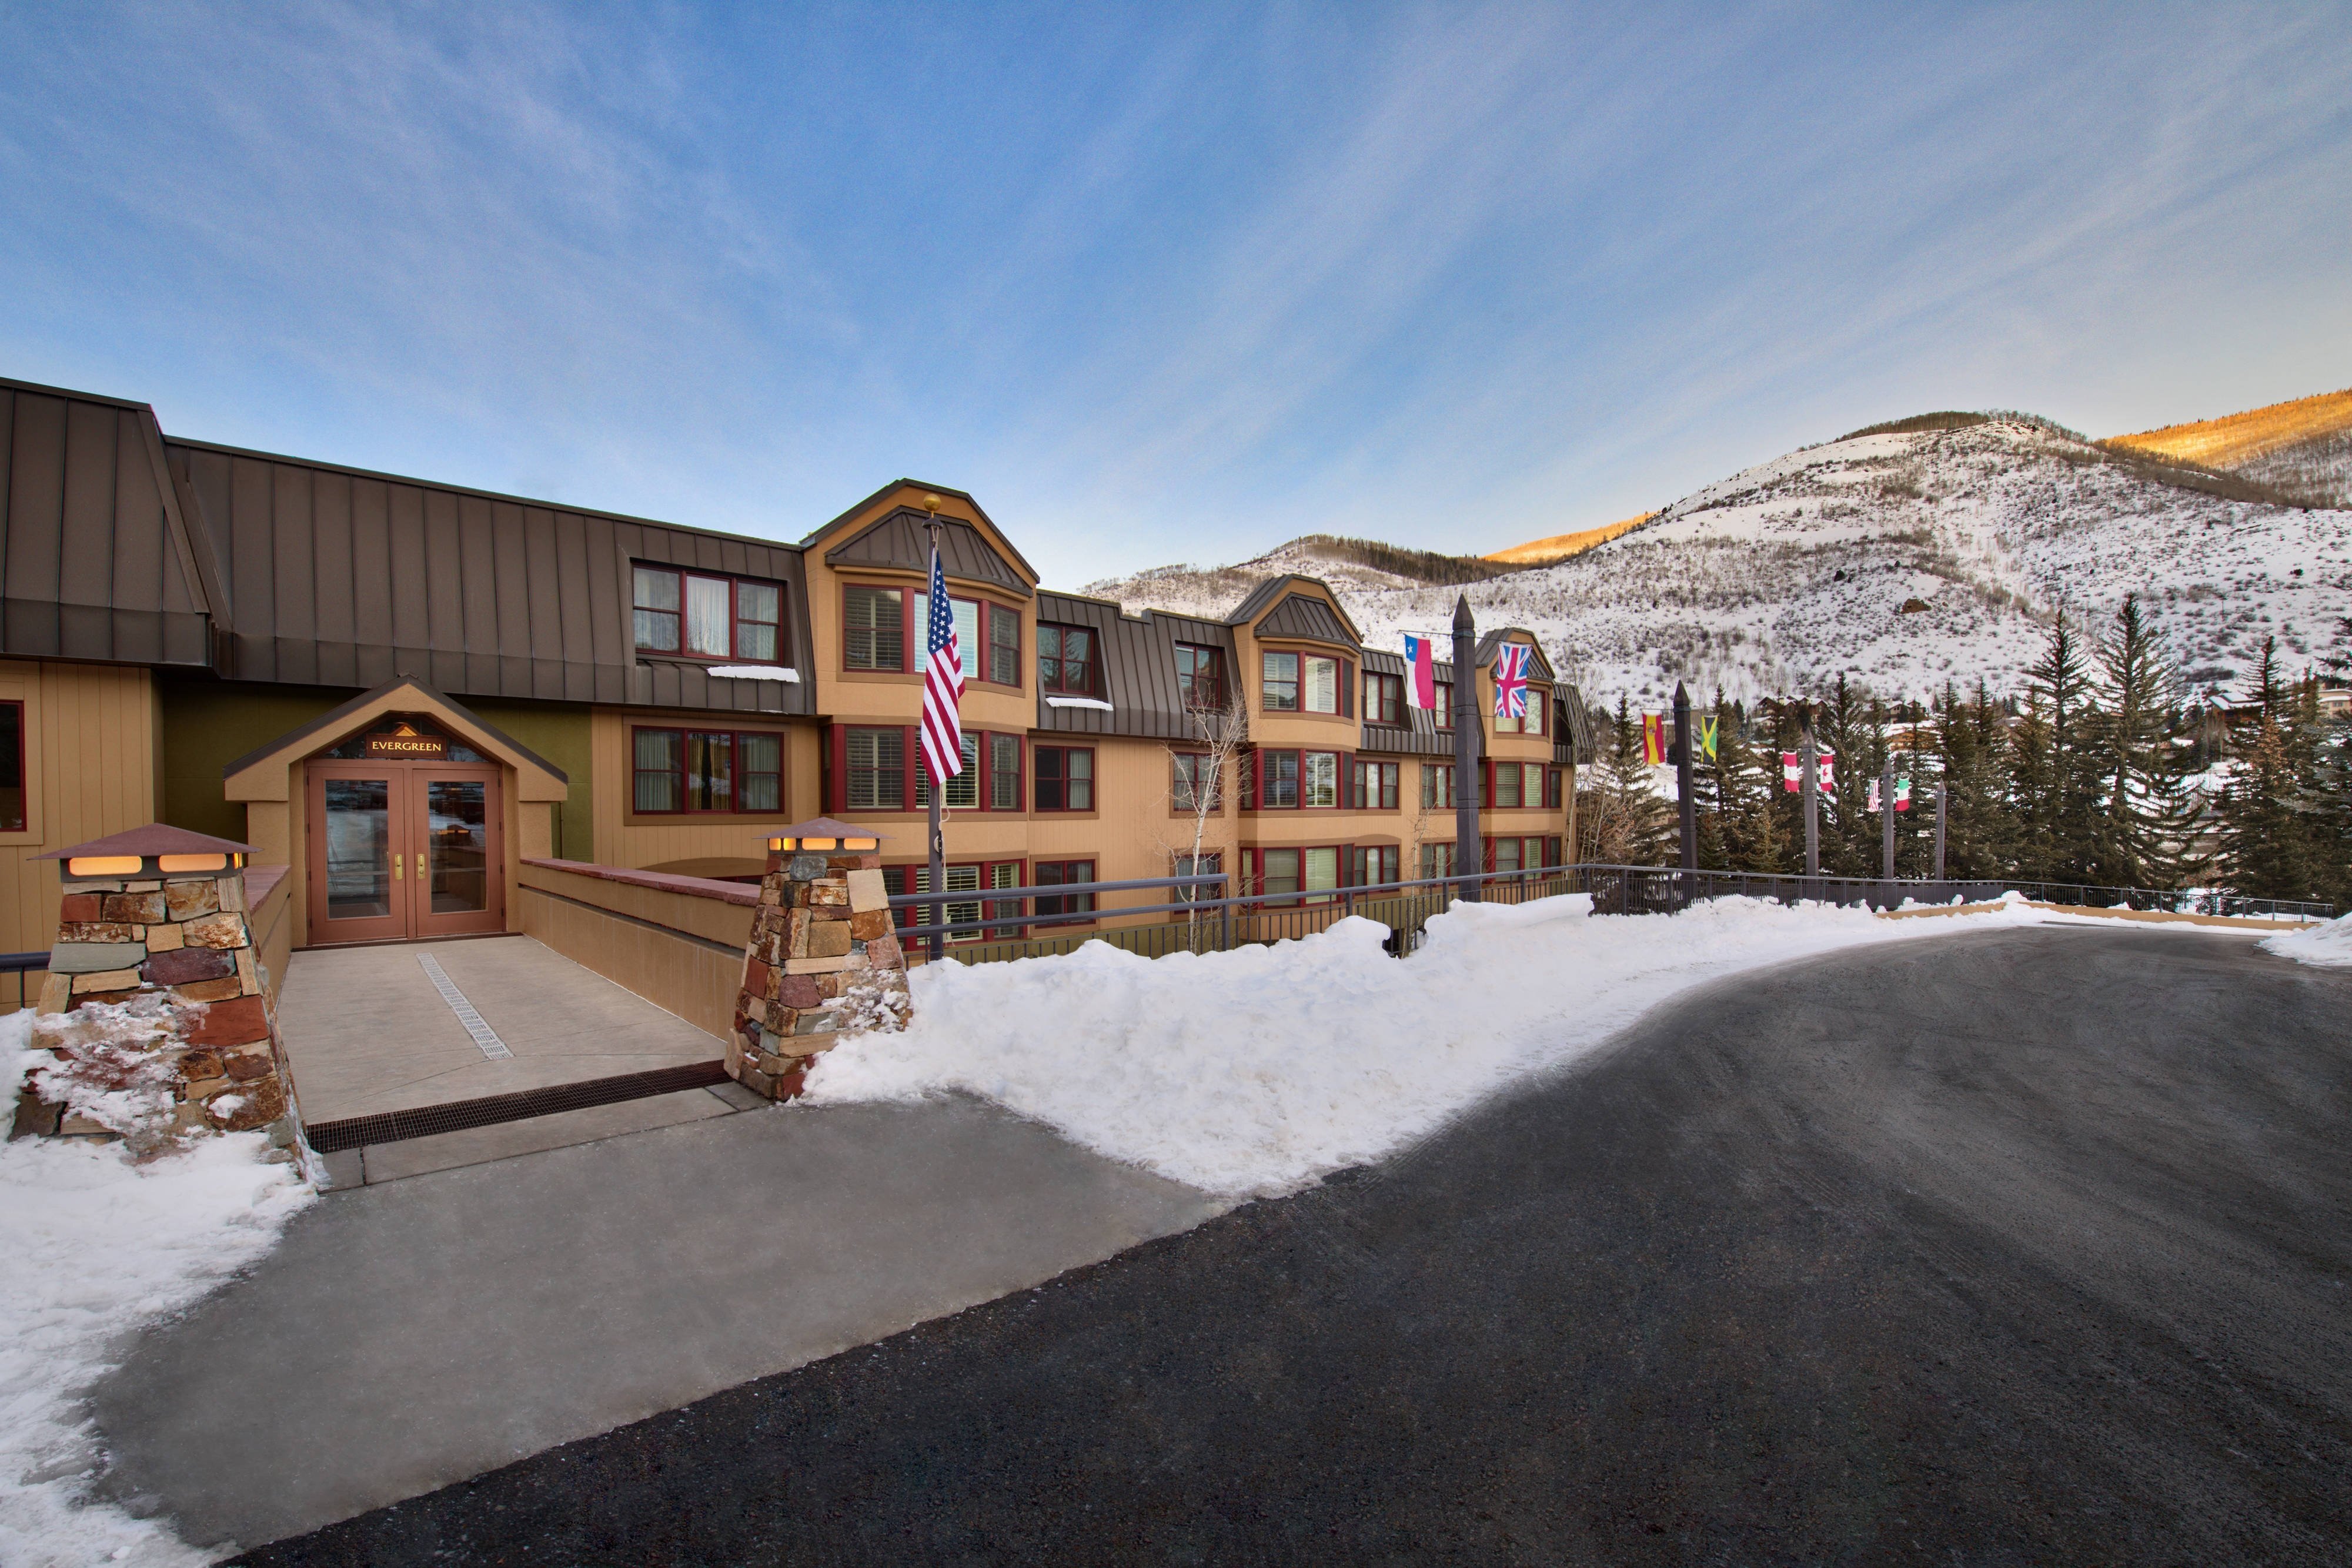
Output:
884,873,1230,908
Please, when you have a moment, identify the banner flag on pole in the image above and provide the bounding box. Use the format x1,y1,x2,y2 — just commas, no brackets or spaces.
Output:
1818,751,1836,795
1867,777,1882,813
1895,776,1912,811
1696,714,1719,761
920,539,965,786
1642,713,1666,766
1403,635,1438,710
1782,751,1800,793
1492,644,1531,719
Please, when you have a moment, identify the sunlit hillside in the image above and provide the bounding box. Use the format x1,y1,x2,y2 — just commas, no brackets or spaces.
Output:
1484,513,1655,566
2107,386,2352,467
2106,387,2352,507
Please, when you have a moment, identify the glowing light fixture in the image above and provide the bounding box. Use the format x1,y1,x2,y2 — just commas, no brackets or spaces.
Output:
66,855,143,877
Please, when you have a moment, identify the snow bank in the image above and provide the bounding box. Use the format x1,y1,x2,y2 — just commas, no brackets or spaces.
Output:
2,1010,313,1567
2261,912,2352,969
805,894,2027,1197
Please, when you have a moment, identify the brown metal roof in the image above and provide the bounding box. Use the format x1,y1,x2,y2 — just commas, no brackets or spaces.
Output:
1475,628,1555,681
823,509,1030,597
1225,574,1364,642
1358,647,1479,757
1253,591,1359,648
1032,591,1235,742
165,435,816,716
800,479,1041,584
1,379,221,667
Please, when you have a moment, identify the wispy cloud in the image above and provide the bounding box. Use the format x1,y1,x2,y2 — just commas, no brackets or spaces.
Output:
3,2,2347,584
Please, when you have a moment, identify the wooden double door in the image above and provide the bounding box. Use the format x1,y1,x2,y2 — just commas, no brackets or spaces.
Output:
306,761,506,944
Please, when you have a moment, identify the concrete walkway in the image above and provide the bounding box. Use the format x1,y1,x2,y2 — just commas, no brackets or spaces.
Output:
89,1095,1225,1556
278,936,721,1124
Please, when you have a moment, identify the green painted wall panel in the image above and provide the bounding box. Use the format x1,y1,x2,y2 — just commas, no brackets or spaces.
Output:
155,679,593,857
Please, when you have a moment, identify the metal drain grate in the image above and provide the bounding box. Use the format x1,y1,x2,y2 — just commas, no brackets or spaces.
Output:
305,1060,730,1153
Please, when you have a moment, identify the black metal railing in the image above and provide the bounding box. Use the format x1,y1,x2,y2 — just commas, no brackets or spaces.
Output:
884,862,2332,969
0,951,47,1012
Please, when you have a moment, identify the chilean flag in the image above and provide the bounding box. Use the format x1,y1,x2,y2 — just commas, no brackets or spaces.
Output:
1403,634,1438,710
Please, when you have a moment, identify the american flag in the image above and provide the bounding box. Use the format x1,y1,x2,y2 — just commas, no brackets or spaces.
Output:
921,539,964,787
1492,642,1531,718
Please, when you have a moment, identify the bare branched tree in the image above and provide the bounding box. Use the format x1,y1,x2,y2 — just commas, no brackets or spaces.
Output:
1162,686,1250,947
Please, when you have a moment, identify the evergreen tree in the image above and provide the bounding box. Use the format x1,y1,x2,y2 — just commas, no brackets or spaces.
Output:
2013,611,2102,882
1576,696,1674,865
1813,675,1885,876
2215,643,2321,901
1698,690,1785,872
1933,680,2019,879
2089,595,2204,889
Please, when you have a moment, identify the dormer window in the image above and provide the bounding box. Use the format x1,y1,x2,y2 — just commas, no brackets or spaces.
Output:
1038,624,1098,696
633,566,783,661
1177,644,1225,708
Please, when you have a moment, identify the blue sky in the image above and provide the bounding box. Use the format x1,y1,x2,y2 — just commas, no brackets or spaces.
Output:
4,3,2348,587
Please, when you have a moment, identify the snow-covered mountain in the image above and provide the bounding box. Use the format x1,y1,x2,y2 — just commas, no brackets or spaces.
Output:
1080,414,2352,707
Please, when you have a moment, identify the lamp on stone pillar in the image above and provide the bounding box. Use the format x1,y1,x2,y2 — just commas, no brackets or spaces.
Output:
731,818,908,1102
1451,594,1480,903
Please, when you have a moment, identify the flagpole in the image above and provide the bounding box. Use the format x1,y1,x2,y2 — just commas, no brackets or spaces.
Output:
1800,709,1819,883
1452,595,1480,903
926,514,946,964
1673,681,1696,876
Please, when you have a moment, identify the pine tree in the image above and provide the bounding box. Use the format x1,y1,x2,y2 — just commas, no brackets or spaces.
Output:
2216,643,2320,901
1933,680,2019,879
2014,611,2102,882
1576,696,1674,865
2089,595,2204,889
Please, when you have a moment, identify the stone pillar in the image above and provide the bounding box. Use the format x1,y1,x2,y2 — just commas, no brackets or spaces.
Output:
11,827,306,1159
728,826,910,1102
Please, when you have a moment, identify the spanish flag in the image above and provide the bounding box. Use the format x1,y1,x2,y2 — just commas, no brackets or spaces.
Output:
1642,713,1666,766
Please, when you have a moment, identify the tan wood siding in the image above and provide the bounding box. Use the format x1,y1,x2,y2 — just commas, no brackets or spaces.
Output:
0,659,162,962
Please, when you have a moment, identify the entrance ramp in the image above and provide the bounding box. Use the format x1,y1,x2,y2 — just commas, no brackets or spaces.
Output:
277,936,725,1152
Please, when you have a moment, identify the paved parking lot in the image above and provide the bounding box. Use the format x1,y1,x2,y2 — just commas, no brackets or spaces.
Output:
230,927,2352,1565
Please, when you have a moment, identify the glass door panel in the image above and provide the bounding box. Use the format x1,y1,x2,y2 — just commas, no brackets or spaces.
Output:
409,767,505,938
325,779,395,918
308,767,410,944
424,780,489,914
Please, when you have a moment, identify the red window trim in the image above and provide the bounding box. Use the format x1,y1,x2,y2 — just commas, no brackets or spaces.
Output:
627,725,788,815
0,697,24,834
1032,743,1097,813
1362,670,1404,726
633,563,787,664
1244,843,1352,902
1032,858,1098,928
1244,747,1347,810
1171,750,1225,814
1037,621,1103,698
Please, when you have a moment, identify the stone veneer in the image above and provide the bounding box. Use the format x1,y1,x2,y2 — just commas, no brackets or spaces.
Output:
11,857,305,1152
727,845,910,1101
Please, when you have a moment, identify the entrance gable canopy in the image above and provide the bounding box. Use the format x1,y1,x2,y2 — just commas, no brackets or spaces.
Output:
223,677,569,804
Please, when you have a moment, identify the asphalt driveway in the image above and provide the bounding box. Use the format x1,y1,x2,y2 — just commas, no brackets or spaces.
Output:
238,925,2352,1564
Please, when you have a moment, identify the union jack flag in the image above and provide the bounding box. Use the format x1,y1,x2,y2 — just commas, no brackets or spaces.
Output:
1492,642,1531,719
920,539,964,787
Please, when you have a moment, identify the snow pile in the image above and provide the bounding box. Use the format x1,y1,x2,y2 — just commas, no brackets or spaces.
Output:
2,1011,313,1568
25,994,207,1154
805,894,2029,1196
2261,912,2352,969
